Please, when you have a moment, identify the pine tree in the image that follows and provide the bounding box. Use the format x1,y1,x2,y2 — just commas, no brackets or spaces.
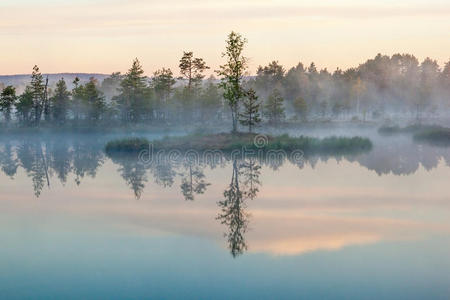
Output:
239,89,261,133
15,87,34,125
71,77,83,122
0,86,17,124
179,51,209,90
152,68,176,121
83,78,106,123
50,79,71,124
292,96,308,121
264,89,285,124
30,65,45,126
115,59,150,122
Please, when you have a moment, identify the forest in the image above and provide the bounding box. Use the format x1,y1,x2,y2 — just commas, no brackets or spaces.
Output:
1,32,450,131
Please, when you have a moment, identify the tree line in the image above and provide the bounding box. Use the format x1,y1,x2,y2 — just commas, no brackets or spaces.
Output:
1,31,450,132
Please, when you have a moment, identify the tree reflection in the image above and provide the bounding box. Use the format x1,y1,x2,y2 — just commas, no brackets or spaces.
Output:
16,140,50,197
72,140,104,186
180,163,210,201
1,135,450,204
109,155,148,199
0,137,104,197
0,143,18,178
217,158,262,257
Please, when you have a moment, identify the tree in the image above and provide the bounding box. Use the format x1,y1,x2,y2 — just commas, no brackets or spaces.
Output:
179,51,209,90
416,57,440,121
0,86,17,124
217,31,248,133
71,77,83,122
50,79,71,124
255,61,285,93
217,159,249,257
30,65,46,126
199,77,223,122
15,87,34,125
292,96,308,121
180,164,210,201
115,59,151,122
83,78,106,123
351,77,366,117
100,72,123,101
239,88,261,132
152,68,176,121
264,89,285,124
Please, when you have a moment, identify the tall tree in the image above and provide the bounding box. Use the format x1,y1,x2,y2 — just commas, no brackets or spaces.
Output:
217,31,248,133
351,77,366,117
0,86,17,124
100,72,123,101
179,51,209,90
71,77,83,122
50,79,71,124
417,57,440,121
199,77,223,122
255,61,285,94
152,68,176,121
264,89,285,124
292,96,308,121
15,87,34,125
30,65,46,126
83,78,106,123
239,88,261,133
115,59,151,122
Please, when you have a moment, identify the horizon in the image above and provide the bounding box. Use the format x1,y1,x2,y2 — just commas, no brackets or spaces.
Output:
1,0,449,75
1,51,448,78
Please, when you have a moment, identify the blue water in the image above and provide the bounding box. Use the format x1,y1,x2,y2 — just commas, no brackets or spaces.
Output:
0,132,450,299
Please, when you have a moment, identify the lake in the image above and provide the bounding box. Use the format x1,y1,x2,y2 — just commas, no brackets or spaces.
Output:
1,127,450,299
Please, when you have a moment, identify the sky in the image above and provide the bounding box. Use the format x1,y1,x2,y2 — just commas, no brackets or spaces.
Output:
1,0,449,75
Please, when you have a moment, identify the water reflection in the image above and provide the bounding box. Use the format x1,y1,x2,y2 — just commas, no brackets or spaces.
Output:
2,136,450,197
180,163,210,201
1,135,450,257
217,159,261,257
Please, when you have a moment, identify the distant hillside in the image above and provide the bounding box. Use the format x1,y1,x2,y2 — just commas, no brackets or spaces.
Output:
0,73,109,92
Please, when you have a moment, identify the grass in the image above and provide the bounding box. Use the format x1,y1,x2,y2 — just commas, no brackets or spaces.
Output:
104,132,372,155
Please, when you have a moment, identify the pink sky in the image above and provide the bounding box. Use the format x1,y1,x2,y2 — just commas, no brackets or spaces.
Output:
1,0,449,75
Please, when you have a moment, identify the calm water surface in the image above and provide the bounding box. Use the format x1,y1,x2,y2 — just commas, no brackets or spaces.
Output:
0,129,449,299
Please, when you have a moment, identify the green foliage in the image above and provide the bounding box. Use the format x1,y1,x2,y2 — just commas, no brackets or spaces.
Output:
255,61,285,93
264,89,285,124
0,85,17,123
15,86,34,125
50,79,70,124
152,68,176,121
239,88,261,132
199,77,223,121
217,31,248,132
69,78,106,123
100,72,123,100
3,40,450,128
30,65,46,125
108,132,372,155
179,51,209,90
292,96,308,121
114,59,152,122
